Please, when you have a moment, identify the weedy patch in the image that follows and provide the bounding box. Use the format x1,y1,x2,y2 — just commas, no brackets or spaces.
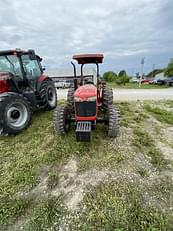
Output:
117,101,148,127
144,104,173,125
59,180,173,231
0,197,31,230
22,196,66,231
78,127,134,171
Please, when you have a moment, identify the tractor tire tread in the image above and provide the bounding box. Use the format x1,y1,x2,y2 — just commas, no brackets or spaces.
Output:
53,105,70,135
67,87,75,109
39,79,57,110
108,105,120,138
103,86,113,108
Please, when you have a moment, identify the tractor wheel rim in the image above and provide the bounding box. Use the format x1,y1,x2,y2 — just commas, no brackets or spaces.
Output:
7,103,28,128
47,86,56,106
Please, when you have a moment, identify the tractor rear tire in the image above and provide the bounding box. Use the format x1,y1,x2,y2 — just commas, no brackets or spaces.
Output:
103,86,113,108
108,105,120,138
0,94,32,135
39,79,57,110
53,106,71,135
67,87,74,109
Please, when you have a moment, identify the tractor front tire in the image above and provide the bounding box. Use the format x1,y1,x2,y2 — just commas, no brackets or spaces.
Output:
53,106,71,135
103,86,113,108
0,94,32,135
67,87,74,110
108,106,120,138
39,79,57,110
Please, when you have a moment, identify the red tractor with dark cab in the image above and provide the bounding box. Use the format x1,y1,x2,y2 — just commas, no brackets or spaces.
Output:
54,54,120,141
0,49,57,135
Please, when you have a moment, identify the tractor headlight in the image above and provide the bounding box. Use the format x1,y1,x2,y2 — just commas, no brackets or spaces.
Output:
87,96,97,102
74,96,83,102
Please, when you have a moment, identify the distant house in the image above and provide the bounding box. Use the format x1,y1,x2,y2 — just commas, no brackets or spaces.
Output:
146,69,165,80
154,72,165,80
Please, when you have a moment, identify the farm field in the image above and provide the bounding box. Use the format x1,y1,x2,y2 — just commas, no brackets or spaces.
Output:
0,100,173,231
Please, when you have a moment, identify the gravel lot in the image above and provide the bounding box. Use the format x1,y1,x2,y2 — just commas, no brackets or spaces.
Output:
57,88,173,101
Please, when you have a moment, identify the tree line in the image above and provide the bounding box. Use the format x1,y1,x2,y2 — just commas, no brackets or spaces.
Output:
103,70,130,85
103,58,173,84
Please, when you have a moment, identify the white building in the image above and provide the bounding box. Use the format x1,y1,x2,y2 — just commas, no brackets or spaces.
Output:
154,72,165,80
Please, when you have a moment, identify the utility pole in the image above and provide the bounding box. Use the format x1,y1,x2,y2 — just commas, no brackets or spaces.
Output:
152,64,155,79
139,57,145,88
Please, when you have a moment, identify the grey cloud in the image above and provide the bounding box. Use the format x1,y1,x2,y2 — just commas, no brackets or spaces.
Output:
0,0,172,74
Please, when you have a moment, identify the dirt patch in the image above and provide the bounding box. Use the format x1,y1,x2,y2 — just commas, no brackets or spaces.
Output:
131,153,154,175
17,157,141,211
14,155,173,230
17,166,49,199
157,142,173,161
52,158,115,210
111,127,135,156
161,127,173,146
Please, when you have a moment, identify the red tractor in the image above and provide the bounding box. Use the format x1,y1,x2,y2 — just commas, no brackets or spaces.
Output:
0,49,57,135
54,54,120,141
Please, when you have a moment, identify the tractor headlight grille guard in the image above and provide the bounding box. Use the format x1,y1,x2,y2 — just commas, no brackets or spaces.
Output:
75,101,96,117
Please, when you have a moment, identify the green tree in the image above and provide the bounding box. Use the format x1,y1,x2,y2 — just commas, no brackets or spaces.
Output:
116,70,130,85
118,70,127,78
103,71,117,82
165,58,173,77
146,69,164,78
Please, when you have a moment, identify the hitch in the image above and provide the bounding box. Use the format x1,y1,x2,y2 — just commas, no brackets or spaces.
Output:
75,121,91,142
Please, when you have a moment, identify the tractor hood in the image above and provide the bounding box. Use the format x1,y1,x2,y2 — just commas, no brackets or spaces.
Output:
74,84,97,100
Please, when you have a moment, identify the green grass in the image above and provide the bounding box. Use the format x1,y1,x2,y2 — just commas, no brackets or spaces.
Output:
79,181,173,231
165,100,173,107
0,101,173,230
22,196,65,231
0,110,89,229
145,104,173,124
107,82,169,89
117,102,148,127
0,197,31,227
78,141,126,172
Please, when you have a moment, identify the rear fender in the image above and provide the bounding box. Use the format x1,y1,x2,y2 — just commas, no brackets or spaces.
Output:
37,75,53,92
22,91,37,109
0,92,19,98
0,79,10,93
0,91,37,109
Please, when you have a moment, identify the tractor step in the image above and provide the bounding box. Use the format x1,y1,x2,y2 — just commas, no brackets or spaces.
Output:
76,121,91,142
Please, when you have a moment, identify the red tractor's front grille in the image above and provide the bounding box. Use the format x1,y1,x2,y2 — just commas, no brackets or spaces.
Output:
75,101,96,117
0,80,10,93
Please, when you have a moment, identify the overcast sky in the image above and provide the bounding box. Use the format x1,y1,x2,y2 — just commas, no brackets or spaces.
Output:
0,0,173,75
